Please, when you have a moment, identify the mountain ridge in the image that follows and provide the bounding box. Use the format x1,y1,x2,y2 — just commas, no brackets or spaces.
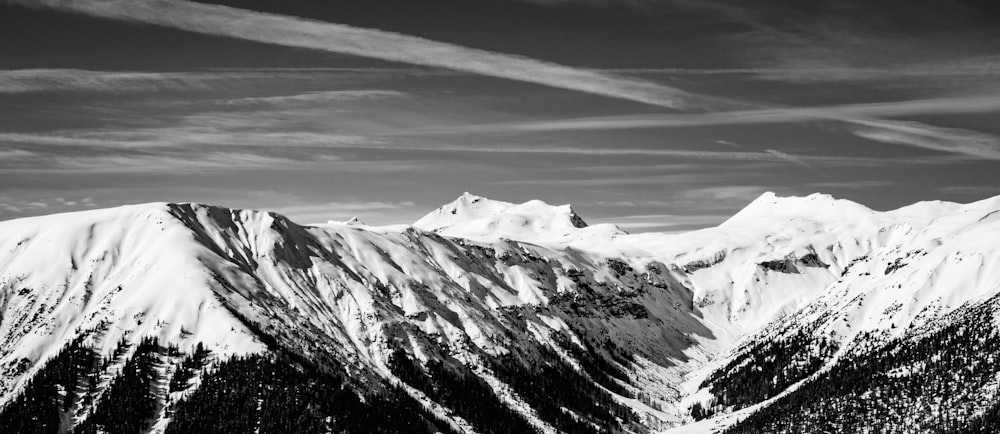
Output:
1,192,998,433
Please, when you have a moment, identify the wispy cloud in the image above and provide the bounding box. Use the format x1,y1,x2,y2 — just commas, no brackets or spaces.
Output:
935,185,1000,197
7,0,720,110
436,146,953,167
417,93,1000,160
610,58,1000,88
1,153,438,174
714,139,741,148
655,1,1000,88
750,57,1000,86
678,185,771,205
0,130,377,149
0,149,36,159
579,200,675,208
765,149,837,181
1,129,959,170
0,69,233,93
807,180,896,190
849,119,1000,160
580,185,774,231
0,67,447,94
429,93,1000,134
493,174,713,187
5,0,996,195
0,195,98,218
0,134,437,173
0,150,327,173
222,89,406,106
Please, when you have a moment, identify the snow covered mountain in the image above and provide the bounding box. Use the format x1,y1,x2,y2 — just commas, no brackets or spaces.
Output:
413,192,626,243
676,193,1000,433
1,192,999,433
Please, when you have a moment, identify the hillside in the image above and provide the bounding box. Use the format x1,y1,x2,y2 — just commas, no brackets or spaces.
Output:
0,192,998,433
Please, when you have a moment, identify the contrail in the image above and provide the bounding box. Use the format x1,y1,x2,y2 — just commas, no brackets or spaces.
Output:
765,149,838,181
10,0,994,161
5,0,723,110
414,94,1000,160
849,119,1000,160
431,94,1000,133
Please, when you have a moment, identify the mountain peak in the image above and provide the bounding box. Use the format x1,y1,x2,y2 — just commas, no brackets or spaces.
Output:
413,193,616,242
723,191,874,226
446,192,513,214
325,216,367,226
458,191,485,202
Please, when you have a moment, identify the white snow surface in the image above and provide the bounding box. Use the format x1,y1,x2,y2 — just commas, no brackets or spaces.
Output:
0,204,267,401
1,191,999,433
413,192,625,244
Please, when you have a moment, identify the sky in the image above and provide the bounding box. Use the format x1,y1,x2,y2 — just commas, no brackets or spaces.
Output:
1,0,999,232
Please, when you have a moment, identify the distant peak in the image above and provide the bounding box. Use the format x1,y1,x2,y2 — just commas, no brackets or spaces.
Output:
723,191,874,225
412,194,613,242
459,191,483,201
746,191,841,207
453,191,508,205
421,193,515,220
322,216,368,226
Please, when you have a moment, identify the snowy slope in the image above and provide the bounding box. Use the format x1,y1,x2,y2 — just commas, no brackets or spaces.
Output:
1,191,999,433
0,204,266,399
0,199,702,431
776,194,1000,343
668,194,1000,433
604,193,994,339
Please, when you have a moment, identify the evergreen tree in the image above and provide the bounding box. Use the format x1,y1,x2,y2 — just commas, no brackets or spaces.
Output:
0,336,100,434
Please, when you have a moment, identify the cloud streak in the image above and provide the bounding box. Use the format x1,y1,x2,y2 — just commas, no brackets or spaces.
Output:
0,68,447,94
0,194,97,217
765,149,837,181
419,93,1000,160
0,132,438,174
0,129,960,168
272,200,417,225
849,119,1000,160
222,89,405,106
430,93,1000,133
7,0,717,110
8,0,998,166
0,69,245,93
609,57,1000,87
0,130,376,149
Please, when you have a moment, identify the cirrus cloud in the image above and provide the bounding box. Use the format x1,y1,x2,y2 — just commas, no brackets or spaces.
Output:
6,0,715,110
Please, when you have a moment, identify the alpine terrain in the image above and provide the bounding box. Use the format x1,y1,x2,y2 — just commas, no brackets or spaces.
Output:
1,192,999,433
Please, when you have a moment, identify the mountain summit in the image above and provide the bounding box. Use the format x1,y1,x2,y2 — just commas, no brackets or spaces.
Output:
722,191,875,226
413,192,624,242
